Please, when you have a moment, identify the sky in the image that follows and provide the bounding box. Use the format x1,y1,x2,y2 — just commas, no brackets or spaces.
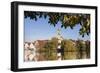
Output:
24,16,90,42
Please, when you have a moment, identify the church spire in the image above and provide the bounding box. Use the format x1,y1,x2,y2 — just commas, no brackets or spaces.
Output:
56,28,63,41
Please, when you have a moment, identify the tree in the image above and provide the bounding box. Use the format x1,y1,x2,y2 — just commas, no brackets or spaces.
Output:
24,11,90,37
44,40,57,60
76,40,86,59
85,40,90,58
61,40,77,59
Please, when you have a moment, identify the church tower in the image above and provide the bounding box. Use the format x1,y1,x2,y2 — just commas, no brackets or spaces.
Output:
56,28,63,60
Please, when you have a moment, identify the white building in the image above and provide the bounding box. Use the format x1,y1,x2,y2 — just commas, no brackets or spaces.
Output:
24,42,39,61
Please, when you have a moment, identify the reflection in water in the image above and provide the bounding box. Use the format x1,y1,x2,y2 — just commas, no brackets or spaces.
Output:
38,51,90,61
63,51,88,60
24,49,90,61
24,40,90,61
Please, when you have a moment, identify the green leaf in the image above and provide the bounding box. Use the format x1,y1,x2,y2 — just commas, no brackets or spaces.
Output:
82,34,84,37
